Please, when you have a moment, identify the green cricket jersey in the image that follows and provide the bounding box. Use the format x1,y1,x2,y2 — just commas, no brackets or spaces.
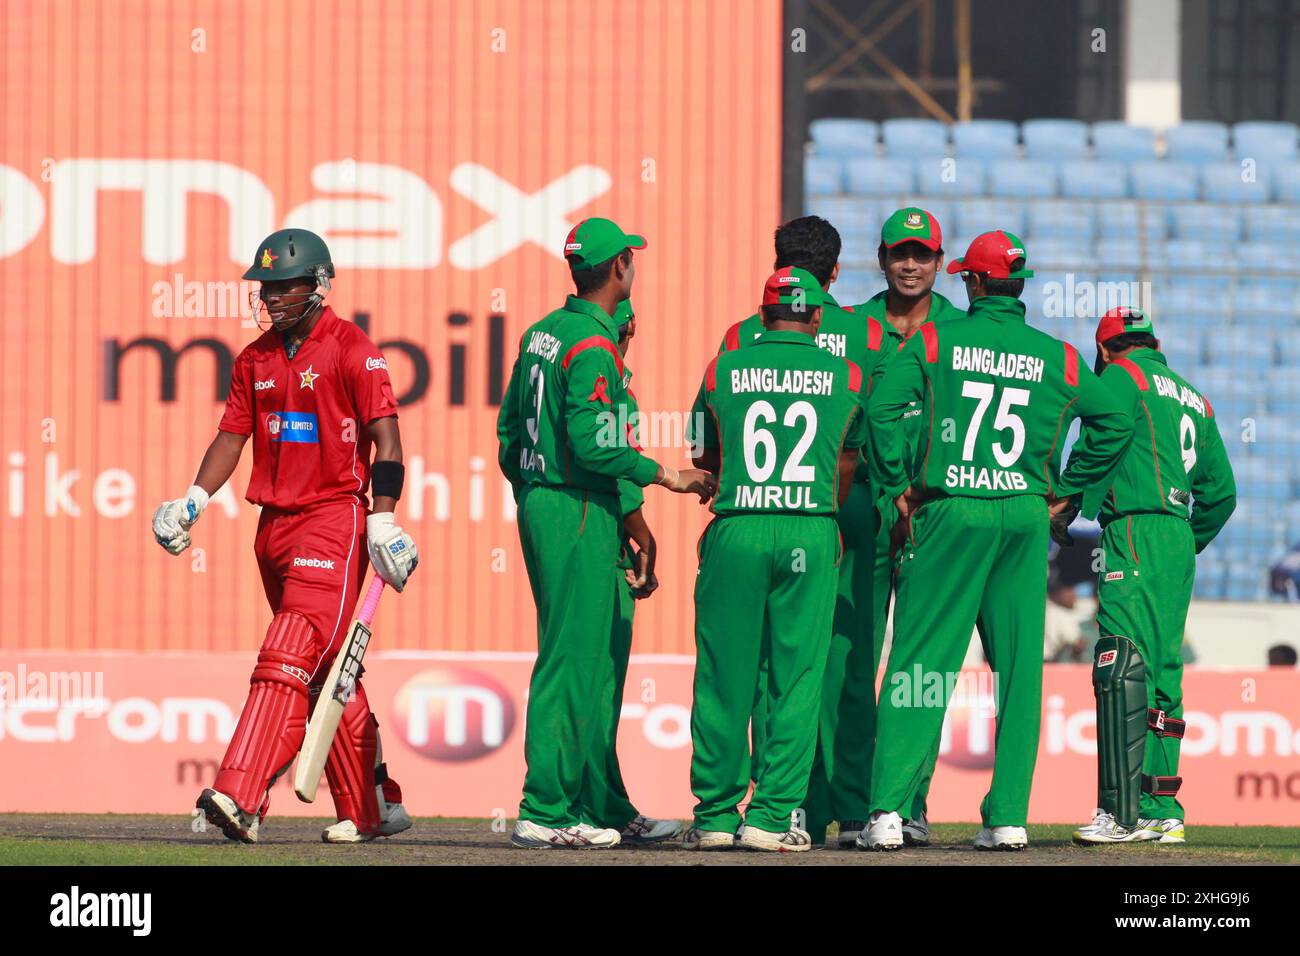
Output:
706,293,889,483
1082,348,1236,552
869,295,1134,502
694,330,867,515
854,289,966,475
497,295,660,494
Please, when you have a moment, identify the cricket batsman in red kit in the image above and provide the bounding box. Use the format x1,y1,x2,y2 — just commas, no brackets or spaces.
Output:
151,229,419,844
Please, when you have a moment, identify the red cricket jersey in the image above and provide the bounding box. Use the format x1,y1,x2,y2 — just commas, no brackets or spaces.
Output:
218,307,399,511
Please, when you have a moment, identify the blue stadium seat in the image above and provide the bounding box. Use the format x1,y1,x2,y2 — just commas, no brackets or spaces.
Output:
1059,161,1129,198
1163,239,1228,272
844,157,913,196
1266,367,1300,417
1092,122,1157,161
914,157,985,197
1156,285,1233,324
988,160,1058,198
1235,240,1300,273
1027,200,1096,239
1093,237,1146,272
1201,162,1272,203
1231,279,1298,318
954,199,1026,238
1028,237,1092,270
809,118,879,156
806,155,844,195
1194,558,1227,599
1096,201,1169,239
1170,202,1243,241
1210,329,1277,370
952,120,1019,158
882,118,949,157
1247,413,1300,448
806,195,883,227
1165,122,1231,162
1156,326,1204,368
1270,162,1300,202
1022,119,1090,159
1233,121,1298,160
1240,204,1300,242
1225,565,1267,601
1130,161,1198,201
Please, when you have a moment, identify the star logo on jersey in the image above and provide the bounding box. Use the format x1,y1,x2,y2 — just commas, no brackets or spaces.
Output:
298,365,320,390
260,248,278,268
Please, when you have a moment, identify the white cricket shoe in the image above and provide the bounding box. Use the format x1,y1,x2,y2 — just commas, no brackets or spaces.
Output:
738,823,813,853
1137,817,1186,844
321,803,413,844
510,820,621,849
682,826,736,850
620,814,681,845
196,788,261,844
974,825,1028,851
855,810,904,851
902,810,930,846
836,819,869,848
1072,808,1154,845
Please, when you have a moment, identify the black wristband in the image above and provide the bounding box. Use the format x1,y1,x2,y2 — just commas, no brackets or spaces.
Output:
371,460,405,500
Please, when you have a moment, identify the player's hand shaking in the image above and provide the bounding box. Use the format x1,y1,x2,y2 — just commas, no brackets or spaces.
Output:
366,511,419,592
151,485,209,555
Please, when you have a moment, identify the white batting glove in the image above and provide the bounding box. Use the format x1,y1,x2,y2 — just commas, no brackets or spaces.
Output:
152,485,209,556
366,512,418,592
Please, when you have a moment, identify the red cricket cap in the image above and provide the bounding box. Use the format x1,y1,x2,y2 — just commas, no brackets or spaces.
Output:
1094,306,1155,347
946,230,1034,279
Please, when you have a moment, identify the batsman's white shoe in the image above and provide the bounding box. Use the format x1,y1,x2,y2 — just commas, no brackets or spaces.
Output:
836,819,869,848
1137,817,1186,844
510,820,621,849
738,823,813,853
619,814,681,845
322,803,413,843
1072,808,1155,845
974,825,1028,851
855,811,904,851
682,826,736,850
902,811,930,846
196,788,260,845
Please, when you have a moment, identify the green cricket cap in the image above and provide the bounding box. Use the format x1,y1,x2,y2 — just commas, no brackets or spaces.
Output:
614,300,635,329
563,218,647,270
1095,306,1154,346
762,266,828,307
947,230,1034,279
881,207,943,251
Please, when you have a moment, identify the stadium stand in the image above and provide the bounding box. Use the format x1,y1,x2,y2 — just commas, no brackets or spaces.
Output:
805,118,1300,601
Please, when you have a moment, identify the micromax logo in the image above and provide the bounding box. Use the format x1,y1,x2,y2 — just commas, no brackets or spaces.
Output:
393,667,517,762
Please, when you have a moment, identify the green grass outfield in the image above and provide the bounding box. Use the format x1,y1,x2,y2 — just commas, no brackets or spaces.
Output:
0,815,1296,865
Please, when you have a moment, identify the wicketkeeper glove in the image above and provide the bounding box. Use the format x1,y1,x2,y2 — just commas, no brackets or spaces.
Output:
366,512,419,592
152,485,210,555
1049,496,1081,547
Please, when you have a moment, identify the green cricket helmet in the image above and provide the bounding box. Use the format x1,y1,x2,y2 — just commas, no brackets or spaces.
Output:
243,228,335,282
244,229,334,330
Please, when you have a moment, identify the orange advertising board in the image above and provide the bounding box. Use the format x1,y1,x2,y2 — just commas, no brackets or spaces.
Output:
0,0,784,654
3,656,1298,825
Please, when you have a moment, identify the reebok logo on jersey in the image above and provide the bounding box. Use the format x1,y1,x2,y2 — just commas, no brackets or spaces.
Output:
293,556,336,569
1105,571,1124,581
1168,487,1190,507
1097,650,1117,666
365,357,388,371
254,378,276,391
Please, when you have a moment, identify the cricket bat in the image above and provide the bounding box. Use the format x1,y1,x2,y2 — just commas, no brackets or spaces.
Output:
294,576,386,802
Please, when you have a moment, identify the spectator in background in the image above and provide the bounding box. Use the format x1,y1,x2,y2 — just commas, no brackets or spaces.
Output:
1268,644,1298,668
1269,546,1300,601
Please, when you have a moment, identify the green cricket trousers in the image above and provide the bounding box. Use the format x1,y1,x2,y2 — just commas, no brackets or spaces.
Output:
692,513,839,835
1097,514,1195,821
516,484,626,828
870,494,1047,828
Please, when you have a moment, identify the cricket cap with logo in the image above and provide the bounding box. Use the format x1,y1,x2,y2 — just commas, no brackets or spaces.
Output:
946,230,1035,278
762,266,829,307
563,217,647,270
1094,306,1155,347
881,206,943,252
